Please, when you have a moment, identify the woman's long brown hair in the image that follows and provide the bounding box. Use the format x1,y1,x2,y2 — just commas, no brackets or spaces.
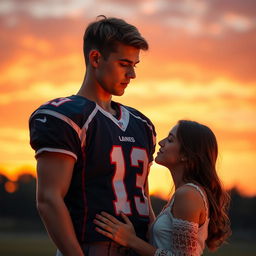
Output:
176,120,231,251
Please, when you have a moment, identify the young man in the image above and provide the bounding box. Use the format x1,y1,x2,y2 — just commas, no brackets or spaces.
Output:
29,16,156,256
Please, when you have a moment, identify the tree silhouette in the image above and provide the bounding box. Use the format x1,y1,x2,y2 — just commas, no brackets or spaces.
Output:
0,173,44,232
229,188,256,239
0,174,9,217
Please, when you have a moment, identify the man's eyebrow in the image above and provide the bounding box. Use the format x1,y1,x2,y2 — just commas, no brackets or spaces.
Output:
118,58,140,64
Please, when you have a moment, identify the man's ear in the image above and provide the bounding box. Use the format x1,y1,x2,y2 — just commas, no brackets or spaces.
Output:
89,50,101,68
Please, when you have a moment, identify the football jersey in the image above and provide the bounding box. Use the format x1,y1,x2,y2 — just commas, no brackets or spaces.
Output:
29,95,156,243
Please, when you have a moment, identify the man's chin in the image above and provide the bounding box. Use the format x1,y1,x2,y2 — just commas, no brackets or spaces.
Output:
113,90,125,96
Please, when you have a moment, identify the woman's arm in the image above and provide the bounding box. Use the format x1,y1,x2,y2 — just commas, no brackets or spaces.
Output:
166,186,205,256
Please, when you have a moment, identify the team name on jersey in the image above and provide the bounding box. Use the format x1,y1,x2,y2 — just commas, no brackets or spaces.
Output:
118,136,135,143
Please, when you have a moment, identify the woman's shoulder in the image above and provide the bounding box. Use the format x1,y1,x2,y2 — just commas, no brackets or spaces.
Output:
171,183,207,224
176,182,206,198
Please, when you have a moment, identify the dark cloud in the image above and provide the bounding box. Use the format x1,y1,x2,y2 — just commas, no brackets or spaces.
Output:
212,0,256,18
161,0,256,21
98,0,142,4
3,0,72,7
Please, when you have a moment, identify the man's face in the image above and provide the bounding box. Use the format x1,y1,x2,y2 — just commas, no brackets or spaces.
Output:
95,43,140,96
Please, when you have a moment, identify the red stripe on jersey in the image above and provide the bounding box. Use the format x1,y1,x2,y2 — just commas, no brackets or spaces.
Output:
81,145,88,241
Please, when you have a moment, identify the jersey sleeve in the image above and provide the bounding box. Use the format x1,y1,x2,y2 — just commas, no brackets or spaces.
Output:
149,122,157,164
29,110,81,160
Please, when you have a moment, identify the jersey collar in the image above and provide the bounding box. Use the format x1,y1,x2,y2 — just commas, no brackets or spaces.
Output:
96,103,130,132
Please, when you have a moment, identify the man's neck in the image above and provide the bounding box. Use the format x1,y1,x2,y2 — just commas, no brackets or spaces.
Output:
77,77,116,115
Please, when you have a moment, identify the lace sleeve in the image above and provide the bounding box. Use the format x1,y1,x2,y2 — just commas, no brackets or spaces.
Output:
154,248,174,256
171,217,199,255
154,217,200,256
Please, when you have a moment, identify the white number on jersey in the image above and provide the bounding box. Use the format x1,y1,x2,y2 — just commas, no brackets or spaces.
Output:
111,146,149,216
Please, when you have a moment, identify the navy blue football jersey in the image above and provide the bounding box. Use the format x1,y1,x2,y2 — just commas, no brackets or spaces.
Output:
29,95,156,243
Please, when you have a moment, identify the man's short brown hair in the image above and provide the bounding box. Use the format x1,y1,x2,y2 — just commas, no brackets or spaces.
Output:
83,15,148,65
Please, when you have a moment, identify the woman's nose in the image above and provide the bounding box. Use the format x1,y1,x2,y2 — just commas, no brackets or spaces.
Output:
158,138,165,147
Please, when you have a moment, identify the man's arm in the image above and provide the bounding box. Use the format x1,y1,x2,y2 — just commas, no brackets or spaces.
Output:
36,152,84,256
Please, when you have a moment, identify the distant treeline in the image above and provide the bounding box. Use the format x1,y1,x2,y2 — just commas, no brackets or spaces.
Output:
0,173,256,239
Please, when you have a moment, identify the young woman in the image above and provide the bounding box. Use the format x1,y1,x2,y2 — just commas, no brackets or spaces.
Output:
94,120,231,256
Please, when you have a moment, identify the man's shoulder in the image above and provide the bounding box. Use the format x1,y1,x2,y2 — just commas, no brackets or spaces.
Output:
121,104,155,129
121,104,151,122
30,95,96,126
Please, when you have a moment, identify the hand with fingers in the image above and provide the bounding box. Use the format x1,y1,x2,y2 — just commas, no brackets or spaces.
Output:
94,211,136,247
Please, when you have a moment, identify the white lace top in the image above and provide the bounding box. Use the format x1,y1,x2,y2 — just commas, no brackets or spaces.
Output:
150,183,209,256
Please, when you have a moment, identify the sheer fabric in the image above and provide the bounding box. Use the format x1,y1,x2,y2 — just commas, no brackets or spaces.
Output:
150,183,209,256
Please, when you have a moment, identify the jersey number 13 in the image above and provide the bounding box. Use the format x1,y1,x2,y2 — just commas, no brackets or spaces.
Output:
111,146,149,217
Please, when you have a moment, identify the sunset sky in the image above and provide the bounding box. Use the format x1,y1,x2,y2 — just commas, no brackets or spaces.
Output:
0,0,255,199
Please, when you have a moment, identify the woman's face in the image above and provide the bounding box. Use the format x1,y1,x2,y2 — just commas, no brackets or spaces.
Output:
155,124,183,169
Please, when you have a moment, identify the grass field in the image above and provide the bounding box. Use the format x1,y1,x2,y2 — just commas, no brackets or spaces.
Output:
0,233,55,256
0,233,256,256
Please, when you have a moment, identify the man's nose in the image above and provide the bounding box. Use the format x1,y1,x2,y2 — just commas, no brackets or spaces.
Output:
126,67,136,79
